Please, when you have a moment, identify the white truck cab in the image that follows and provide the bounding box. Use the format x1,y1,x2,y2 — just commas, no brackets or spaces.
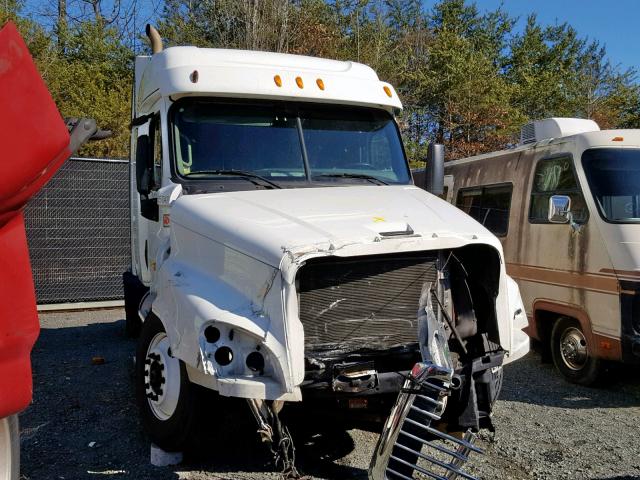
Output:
123,26,528,472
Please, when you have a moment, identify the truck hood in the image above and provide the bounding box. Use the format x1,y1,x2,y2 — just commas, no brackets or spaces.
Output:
171,185,500,268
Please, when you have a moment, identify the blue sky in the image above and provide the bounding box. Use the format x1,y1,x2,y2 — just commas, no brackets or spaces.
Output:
19,0,639,73
459,0,639,72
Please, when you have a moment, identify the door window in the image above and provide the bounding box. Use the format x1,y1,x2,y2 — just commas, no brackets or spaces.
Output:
529,156,588,223
456,184,513,236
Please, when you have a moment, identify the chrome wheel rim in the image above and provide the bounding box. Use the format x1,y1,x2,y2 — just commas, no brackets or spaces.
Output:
559,327,588,371
144,332,180,421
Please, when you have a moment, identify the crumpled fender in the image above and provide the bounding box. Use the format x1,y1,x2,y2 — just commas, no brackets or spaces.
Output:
150,226,305,400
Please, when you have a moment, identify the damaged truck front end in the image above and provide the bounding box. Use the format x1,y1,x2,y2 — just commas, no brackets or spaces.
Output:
298,245,506,412
145,187,527,476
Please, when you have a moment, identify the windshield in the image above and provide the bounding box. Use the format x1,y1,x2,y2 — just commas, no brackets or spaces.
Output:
582,148,640,223
170,99,410,186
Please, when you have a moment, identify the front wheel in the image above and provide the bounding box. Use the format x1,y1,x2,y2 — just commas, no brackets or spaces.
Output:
0,415,19,480
136,315,201,451
551,317,604,386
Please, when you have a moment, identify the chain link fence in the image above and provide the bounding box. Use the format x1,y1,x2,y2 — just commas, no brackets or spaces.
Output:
24,157,130,305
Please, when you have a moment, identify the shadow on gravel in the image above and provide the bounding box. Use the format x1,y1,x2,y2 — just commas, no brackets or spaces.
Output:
597,477,640,480
179,392,368,479
498,352,640,409
286,412,369,479
21,314,368,480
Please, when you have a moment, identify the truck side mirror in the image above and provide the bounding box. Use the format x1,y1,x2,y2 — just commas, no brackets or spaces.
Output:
424,143,445,196
548,195,571,223
136,134,152,195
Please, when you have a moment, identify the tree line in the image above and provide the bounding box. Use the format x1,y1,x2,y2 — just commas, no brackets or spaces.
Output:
3,0,639,162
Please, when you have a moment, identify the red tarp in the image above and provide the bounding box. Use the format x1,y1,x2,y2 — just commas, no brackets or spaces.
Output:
0,22,71,418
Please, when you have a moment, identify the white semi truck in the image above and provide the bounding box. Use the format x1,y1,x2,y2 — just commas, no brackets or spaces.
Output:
123,25,529,478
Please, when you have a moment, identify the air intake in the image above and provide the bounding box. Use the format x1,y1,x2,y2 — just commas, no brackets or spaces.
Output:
519,118,600,145
520,122,536,144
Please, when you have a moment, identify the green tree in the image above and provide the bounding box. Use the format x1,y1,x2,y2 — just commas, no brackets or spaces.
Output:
5,0,638,160
45,20,133,157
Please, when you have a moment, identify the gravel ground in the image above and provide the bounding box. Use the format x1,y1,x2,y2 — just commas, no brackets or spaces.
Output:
19,308,640,480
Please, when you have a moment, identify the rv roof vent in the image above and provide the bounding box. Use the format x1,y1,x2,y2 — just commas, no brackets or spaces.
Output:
519,118,600,145
520,122,536,144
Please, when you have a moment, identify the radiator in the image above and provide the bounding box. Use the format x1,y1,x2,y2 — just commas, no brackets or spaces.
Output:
297,252,439,357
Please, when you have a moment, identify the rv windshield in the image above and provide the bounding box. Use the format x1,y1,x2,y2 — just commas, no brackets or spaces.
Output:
582,148,640,223
170,99,410,186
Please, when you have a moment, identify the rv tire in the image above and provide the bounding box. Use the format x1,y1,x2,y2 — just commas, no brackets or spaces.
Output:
136,314,201,452
551,317,603,386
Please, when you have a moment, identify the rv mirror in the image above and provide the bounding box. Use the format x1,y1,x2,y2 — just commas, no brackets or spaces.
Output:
424,143,445,195
136,134,152,195
548,195,571,223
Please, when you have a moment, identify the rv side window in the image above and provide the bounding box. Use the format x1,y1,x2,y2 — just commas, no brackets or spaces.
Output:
456,184,513,236
529,156,588,224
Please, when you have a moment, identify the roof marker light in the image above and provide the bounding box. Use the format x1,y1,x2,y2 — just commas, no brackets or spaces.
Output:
612,136,624,142
316,78,325,90
274,75,282,87
383,85,392,98
296,76,304,89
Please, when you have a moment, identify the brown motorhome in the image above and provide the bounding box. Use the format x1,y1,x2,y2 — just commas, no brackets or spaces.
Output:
421,118,640,385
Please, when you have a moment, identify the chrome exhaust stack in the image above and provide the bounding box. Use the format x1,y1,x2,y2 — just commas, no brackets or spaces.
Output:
145,24,163,54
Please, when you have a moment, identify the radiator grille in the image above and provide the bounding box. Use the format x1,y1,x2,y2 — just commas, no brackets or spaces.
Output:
297,253,439,356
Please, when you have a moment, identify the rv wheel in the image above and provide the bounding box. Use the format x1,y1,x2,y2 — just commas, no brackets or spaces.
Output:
136,315,201,451
551,317,603,386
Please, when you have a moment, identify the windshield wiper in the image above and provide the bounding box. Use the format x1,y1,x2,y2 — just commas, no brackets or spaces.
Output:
313,173,388,185
186,170,282,189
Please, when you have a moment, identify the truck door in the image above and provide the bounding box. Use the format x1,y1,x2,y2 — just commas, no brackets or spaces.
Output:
132,115,163,286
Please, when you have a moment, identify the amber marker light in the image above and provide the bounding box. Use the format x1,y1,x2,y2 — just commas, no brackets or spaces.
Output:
383,85,392,98
612,136,624,142
296,76,304,89
274,75,282,87
316,78,325,90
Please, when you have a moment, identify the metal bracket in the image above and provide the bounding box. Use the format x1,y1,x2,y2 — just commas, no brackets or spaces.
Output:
67,118,97,155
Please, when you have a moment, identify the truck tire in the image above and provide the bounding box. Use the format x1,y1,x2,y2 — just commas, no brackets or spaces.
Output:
551,317,603,386
136,314,201,452
0,415,19,480
123,270,148,338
